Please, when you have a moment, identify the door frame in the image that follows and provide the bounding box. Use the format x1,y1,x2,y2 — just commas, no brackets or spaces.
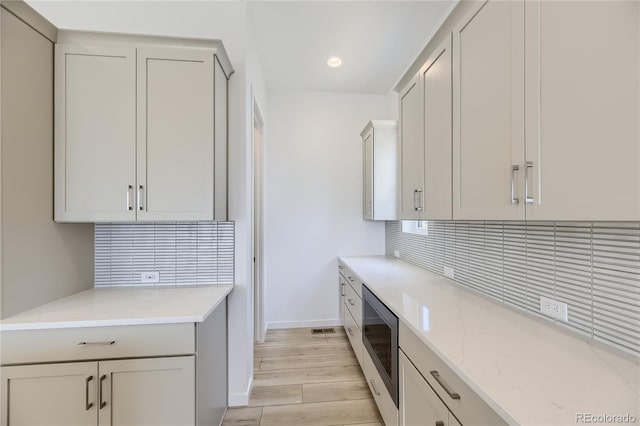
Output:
252,96,266,343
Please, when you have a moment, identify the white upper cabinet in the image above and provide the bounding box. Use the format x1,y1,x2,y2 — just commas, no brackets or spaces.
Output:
453,0,525,220
55,45,137,222
524,0,640,220
399,75,423,220
136,47,214,221
361,120,398,221
422,34,453,220
54,32,232,223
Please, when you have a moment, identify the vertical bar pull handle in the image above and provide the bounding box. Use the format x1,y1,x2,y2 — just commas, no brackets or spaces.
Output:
127,185,133,211
85,375,94,410
525,161,534,204
369,379,381,396
99,374,107,409
510,165,519,205
414,188,424,212
137,185,144,211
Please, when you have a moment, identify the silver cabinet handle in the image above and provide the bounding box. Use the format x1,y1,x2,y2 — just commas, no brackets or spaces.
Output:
137,185,144,210
338,265,345,270
413,188,424,212
85,375,94,410
510,165,519,205
99,374,107,409
127,185,133,210
417,188,424,211
347,327,354,337
369,379,381,396
341,284,345,297
430,370,460,400
348,276,354,282
348,298,355,306
78,341,115,346
525,161,534,204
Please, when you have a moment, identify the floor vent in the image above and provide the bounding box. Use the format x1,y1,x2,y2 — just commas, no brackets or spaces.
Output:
311,328,336,334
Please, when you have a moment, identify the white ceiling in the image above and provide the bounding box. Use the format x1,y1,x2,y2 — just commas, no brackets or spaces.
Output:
248,1,455,93
26,0,455,94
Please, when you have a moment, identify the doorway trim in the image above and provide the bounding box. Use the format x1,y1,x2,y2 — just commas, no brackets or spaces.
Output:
252,96,266,343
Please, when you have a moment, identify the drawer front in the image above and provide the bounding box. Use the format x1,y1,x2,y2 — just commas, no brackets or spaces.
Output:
344,308,363,366
363,348,399,426
1,323,195,365
344,282,362,329
343,266,362,298
399,322,507,426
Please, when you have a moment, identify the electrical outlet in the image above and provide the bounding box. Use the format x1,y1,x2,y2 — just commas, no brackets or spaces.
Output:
540,296,568,321
394,250,400,258
140,272,160,283
443,266,455,279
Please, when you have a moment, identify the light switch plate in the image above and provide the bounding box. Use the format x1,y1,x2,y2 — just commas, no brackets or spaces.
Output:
443,266,455,279
540,296,568,321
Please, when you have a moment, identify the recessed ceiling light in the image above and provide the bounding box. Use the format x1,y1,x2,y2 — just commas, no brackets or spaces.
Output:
327,57,342,68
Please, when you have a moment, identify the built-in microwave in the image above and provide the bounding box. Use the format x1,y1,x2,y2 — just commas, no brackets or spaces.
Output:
362,285,398,407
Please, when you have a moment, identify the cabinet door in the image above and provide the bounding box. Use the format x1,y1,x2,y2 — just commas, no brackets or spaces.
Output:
363,128,374,220
524,1,640,220
98,356,195,426
399,351,449,426
55,45,136,222
399,75,424,220
422,34,453,220
137,47,215,221
1,362,97,426
453,0,525,220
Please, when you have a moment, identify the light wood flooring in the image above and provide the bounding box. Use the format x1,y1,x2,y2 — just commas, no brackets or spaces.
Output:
222,327,383,426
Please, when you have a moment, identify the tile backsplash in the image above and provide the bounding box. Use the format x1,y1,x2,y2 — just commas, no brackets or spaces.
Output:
386,221,640,356
95,222,234,287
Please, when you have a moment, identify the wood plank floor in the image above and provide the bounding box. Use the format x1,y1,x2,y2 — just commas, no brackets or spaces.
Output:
222,327,383,426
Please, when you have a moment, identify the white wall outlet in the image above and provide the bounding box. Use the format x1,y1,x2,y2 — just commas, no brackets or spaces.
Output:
443,266,455,279
140,272,160,283
540,296,568,321
394,250,400,258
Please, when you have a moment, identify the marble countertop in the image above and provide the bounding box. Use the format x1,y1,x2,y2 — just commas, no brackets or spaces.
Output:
340,255,639,426
0,285,233,331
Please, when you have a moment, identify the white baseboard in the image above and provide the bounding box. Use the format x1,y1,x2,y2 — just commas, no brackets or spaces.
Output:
228,376,253,407
267,318,342,330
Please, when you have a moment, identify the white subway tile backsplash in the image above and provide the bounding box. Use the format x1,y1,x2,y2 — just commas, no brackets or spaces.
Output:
95,222,234,286
386,220,640,356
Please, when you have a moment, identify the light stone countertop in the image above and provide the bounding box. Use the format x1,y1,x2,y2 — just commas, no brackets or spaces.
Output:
340,255,640,426
0,285,233,331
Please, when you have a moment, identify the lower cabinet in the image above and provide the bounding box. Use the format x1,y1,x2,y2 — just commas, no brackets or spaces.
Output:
399,350,459,426
1,357,194,426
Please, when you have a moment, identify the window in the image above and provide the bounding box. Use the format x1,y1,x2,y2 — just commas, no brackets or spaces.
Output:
402,220,429,236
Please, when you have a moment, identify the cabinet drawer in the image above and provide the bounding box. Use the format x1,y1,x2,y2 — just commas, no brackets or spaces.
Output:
343,267,362,297
399,322,506,426
1,323,195,365
344,308,363,366
344,283,362,329
362,348,398,426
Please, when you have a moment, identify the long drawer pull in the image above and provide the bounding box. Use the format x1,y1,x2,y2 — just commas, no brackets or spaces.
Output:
348,298,356,306
85,376,94,410
348,276,355,282
99,375,107,409
369,379,381,396
347,327,355,337
338,265,345,270
341,284,345,297
78,341,115,346
430,370,460,400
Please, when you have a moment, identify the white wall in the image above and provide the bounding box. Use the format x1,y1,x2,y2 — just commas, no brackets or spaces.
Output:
264,90,395,328
226,15,268,406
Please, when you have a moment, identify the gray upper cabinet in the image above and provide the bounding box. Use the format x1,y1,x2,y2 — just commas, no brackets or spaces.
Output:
361,120,398,221
453,0,525,221
54,45,137,222
399,75,423,220
54,32,233,223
